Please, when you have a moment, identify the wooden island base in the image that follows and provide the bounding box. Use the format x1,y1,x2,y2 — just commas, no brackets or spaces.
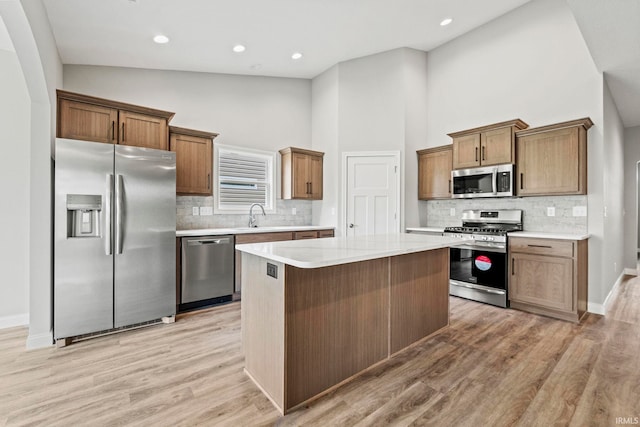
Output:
241,248,449,414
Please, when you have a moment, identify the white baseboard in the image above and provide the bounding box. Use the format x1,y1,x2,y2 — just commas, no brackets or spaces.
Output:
624,268,638,276
0,313,29,329
26,330,54,349
588,271,627,316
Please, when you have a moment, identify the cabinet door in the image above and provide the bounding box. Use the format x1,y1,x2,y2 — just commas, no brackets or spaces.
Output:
452,134,480,169
418,147,452,200
516,127,582,195
309,155,323,200
481,127,513,166
510,253,573,312
58,99,118,144
291,153,311,199
170,133,212,195
119,110,168,150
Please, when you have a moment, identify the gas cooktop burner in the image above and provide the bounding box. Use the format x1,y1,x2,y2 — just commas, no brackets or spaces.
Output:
443,209,523,236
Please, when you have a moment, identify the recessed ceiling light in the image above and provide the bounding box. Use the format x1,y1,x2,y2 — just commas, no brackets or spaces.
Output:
233,44,246,53
440,18,453,26
153,35,169,44
291,52,303,60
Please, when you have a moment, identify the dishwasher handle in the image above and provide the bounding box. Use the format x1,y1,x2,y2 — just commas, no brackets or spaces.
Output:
187,238,231,246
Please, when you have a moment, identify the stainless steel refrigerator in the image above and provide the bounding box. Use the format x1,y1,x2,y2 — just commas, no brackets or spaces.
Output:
54,138,176,341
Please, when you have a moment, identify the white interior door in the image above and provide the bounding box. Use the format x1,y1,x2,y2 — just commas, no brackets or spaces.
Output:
346,153,399,236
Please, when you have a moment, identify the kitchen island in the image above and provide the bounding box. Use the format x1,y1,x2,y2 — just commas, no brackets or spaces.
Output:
236,233,467,414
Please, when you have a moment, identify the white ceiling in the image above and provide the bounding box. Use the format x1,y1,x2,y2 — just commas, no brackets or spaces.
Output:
41,0,530,79
4,0,638,128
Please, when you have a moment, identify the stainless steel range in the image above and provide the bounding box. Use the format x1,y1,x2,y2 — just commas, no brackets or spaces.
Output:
444,209,522,308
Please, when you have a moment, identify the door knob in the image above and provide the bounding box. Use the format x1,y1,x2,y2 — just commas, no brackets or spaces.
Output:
349,223,354,228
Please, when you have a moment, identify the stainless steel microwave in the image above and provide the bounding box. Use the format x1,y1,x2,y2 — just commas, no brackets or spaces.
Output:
451,164,514,198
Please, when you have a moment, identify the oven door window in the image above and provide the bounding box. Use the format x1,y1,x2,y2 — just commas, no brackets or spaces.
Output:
453,172,493,196
450,248,507,290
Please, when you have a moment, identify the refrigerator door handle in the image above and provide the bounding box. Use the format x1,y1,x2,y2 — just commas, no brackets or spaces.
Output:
105,174,113,255
115,174,124,254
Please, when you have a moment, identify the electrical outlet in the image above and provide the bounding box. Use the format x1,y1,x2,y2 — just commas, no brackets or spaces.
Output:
546,207,555,217
614,262,617,273
200,206,212,216
192,207,199,216
292,207,297,215
267,263,278,278
572,206,587,217
450,208,456,217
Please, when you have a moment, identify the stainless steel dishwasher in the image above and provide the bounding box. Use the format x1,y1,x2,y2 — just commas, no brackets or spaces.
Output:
181,235,234,310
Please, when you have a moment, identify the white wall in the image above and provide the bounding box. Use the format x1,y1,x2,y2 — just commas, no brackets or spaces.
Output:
0,0,62,347
422,0,609,308
624,126,640,270
312,48,428,235
600,80,625,304
63,65,311,154
311,65,339,228
0,48,30,328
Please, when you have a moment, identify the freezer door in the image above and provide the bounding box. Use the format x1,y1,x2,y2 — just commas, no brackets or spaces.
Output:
114,145,176,327
54,139,114,339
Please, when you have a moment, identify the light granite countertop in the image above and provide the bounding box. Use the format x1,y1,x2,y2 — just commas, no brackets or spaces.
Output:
176,225,334,237
235,233,471,269
405,227,445,234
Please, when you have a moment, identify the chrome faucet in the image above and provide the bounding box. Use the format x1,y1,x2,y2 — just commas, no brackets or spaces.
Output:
248,203,266,228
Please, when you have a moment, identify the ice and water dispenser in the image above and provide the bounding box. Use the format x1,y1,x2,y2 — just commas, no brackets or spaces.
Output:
66,194,102,238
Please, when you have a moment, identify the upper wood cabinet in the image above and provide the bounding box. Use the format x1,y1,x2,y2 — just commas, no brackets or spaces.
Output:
417,145,452,200
280,147,324,200
448,119,528,169
169,126,218,196
515,118,593,196
57,90,174,150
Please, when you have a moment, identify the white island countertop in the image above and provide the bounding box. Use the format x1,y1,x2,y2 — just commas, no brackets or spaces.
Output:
236,233,471,269
177,225,333,237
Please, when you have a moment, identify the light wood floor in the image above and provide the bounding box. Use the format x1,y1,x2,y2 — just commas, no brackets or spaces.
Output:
2,276,639,426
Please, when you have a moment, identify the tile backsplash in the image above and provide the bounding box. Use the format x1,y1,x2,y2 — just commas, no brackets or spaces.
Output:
421,195,588,234
177,197,312,230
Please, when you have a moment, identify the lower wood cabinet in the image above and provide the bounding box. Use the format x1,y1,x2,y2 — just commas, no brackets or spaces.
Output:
509,237,588,322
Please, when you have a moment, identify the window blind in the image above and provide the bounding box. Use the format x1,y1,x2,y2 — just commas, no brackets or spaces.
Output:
217,147,272,209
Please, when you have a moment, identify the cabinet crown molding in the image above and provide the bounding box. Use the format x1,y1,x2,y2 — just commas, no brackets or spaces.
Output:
515,117,593,137
447,119,528,138
56,89,175,121
169,126,219,139
417,145,452,155
279,147,325,157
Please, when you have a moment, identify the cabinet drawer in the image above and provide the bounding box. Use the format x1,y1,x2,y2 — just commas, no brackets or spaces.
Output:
317,229,335,238
294,231,318,240
235,232,293,244
510,238,574,258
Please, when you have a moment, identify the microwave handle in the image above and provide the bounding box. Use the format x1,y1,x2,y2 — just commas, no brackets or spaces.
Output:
492,168,498,195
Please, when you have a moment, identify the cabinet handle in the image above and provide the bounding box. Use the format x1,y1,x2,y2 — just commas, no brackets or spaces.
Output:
122,123,125,142
512,258,515,275
520,173,523,190
111,121,115,140
309,182,312,195
481,146,485,161
475,147,478,162
527,244,552,249
449,179,452,194
207,173,210,189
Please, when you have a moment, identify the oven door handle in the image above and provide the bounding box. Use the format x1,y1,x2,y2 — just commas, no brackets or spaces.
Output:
450,281,506,295
450,243,506,253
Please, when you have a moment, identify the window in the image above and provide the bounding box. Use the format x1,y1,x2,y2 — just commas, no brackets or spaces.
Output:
214,145,276,214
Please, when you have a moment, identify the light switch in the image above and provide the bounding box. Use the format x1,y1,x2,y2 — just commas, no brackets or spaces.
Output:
546,207,555,217
292,207,297,215
200,206,213,216
450,208,456,216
